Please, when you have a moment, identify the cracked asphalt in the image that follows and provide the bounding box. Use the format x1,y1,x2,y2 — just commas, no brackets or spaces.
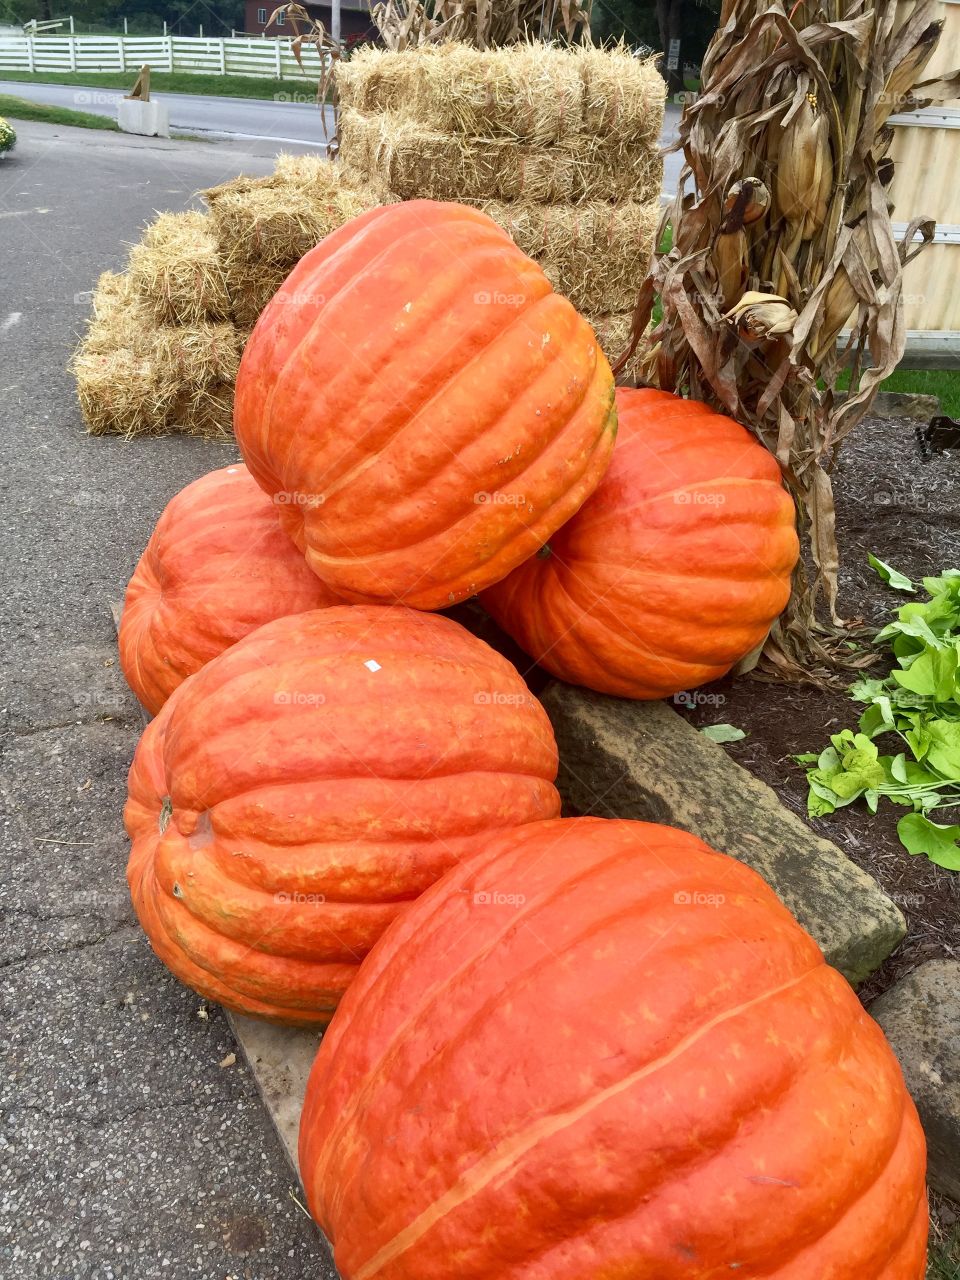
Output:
0,123,337,1279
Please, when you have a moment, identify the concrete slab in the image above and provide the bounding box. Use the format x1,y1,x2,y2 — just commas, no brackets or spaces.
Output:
226,1015,321,1177
118,96,170,138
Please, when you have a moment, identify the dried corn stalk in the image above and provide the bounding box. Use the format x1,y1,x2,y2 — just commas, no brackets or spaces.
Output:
274,0,590,55
618,0,959,682
268,2,342,144
368,0,593,50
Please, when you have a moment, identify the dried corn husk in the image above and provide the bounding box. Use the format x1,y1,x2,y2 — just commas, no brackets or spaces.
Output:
713,229,749,309
775,92,832,239
876,20,942,127
368,0,593,50
722,178,770,229
815,222,874,357
724,291,799,343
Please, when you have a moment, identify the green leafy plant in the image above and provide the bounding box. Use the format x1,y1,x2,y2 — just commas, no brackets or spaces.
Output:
0,117,16,155
701,724,746,744
798,565,960,871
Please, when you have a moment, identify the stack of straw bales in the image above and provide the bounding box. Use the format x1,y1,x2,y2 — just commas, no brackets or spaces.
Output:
72,157,377,438
73,269,242,437
73,48,663,437
337,42,665,366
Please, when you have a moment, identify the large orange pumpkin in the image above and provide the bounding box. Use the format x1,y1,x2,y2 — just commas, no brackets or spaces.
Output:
299,817,927,1279
124,606,560,1027
119,464,340,714
482,387,800,698
233,200,617,610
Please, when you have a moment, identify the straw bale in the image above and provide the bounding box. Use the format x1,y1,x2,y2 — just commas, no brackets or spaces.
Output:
564,134,663,203
158,323,243,438
344,43,585,143
336,46,422,115
73,348,177,437
73,310,242,439
421,44,584,142
152,323,242,393
170,383,235,438
82,272,155,357
336,43,665,146
273,152,352,196
204,159,372,263
223,261,292,329
339,109,576,202
587,309,644,380
128,210,230,326
577,47,666,147
480,198,660,314
90,270,136,322
341,107,663,204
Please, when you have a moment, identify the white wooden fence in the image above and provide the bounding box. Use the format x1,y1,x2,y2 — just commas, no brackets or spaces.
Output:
0,34,326,80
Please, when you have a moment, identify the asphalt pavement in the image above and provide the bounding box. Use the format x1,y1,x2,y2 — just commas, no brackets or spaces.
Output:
0,80,335,146
0,122,336,1280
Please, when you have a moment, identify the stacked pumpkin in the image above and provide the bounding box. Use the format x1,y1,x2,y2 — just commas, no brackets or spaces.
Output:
118,199,927,1275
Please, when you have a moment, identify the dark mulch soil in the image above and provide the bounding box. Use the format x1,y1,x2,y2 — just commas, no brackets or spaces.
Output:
675,413,960,1005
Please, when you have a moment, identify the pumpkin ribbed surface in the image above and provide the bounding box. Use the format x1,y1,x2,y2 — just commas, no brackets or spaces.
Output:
482,387,800,698
233,199,617,610
119,464,340,714
124,606,560,1026
300,817,927,1279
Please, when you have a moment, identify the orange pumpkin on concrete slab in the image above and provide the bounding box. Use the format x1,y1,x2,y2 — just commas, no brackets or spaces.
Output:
119,464,340,715
125,606,560,1027
299,817,927,1280
233,199,617,610
482,387,799,699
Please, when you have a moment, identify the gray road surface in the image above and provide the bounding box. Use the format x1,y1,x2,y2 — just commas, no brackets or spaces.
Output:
661,101,682,200
0,79,335,146
0,122,336,1280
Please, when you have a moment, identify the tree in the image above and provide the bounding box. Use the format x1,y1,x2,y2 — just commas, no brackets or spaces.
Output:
592,0,719,97
655,0,683,94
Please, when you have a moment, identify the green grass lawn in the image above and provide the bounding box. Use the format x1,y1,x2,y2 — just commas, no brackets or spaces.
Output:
0,92,119,130
0,70,320,101
840,367,960,417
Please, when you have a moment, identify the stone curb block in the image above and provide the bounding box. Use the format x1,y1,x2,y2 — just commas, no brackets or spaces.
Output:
871,960,960,1201
540,684,906,985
